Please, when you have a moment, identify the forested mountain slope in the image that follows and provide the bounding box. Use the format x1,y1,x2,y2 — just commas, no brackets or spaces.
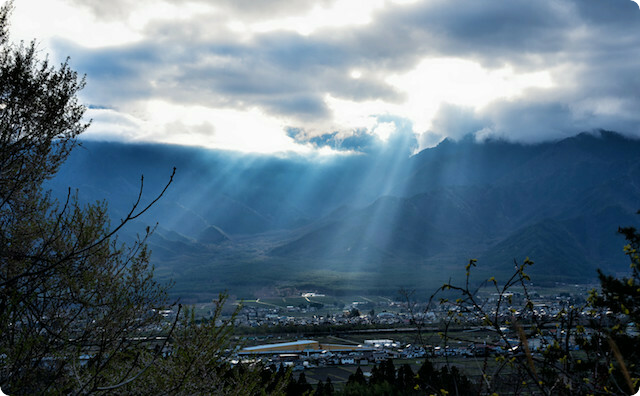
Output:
49,131,640,299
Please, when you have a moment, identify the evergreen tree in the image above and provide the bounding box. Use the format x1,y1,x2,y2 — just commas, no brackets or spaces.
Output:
325,377,334,395
316,379,326,395
396,363,416,391
383,359,396,384
584,217,640,395
297,372,313,394
370,358,395,385
348,366,366,385
344,366,369,396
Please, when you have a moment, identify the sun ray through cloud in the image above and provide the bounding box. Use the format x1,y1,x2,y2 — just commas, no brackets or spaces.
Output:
10,0,640,154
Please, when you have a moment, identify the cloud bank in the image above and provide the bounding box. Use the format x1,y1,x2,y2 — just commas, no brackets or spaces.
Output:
11,0,640,154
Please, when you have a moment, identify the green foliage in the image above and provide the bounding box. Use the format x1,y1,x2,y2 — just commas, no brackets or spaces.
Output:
0,3,170,391
0,5,285,394
425,214,640,395
284,371,313,396
339,359,477,396
583,219,640,395
115,294,275,394
370,358,395,385
316,377,335,396
348,366,367,386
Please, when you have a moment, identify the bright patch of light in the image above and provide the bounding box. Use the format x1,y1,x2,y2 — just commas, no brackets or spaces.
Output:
323,95,412,142
350,70,362,79
11,0,141,48
325,94,396,132
87,104,349,157
322,58,553,145
12,0,214,49
386,58,554,132
83,108,145,141
372,122,396,141
227,20,247,33
250,0,386,35
111,100,315,154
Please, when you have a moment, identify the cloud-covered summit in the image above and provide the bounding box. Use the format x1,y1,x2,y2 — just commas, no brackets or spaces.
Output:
12,0,640,154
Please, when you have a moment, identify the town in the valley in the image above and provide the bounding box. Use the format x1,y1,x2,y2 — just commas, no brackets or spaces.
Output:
156,283,627,385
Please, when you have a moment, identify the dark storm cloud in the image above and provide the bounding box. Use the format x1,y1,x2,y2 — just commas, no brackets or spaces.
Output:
324,0,581,74
370,0,640,141
58,26,400,121
54,40,159,106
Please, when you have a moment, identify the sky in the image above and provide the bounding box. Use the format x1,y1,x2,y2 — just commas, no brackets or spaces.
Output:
9,0,640,154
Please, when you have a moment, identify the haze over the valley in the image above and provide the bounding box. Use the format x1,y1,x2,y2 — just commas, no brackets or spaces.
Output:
11,0,640,299
50,131,640,300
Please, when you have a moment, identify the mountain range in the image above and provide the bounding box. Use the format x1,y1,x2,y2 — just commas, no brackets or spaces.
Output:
48,130,640,300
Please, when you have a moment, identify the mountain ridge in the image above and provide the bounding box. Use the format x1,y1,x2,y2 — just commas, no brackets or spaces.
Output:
48,130,640,299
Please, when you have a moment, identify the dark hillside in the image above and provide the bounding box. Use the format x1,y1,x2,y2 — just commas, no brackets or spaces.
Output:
48,131,640,298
